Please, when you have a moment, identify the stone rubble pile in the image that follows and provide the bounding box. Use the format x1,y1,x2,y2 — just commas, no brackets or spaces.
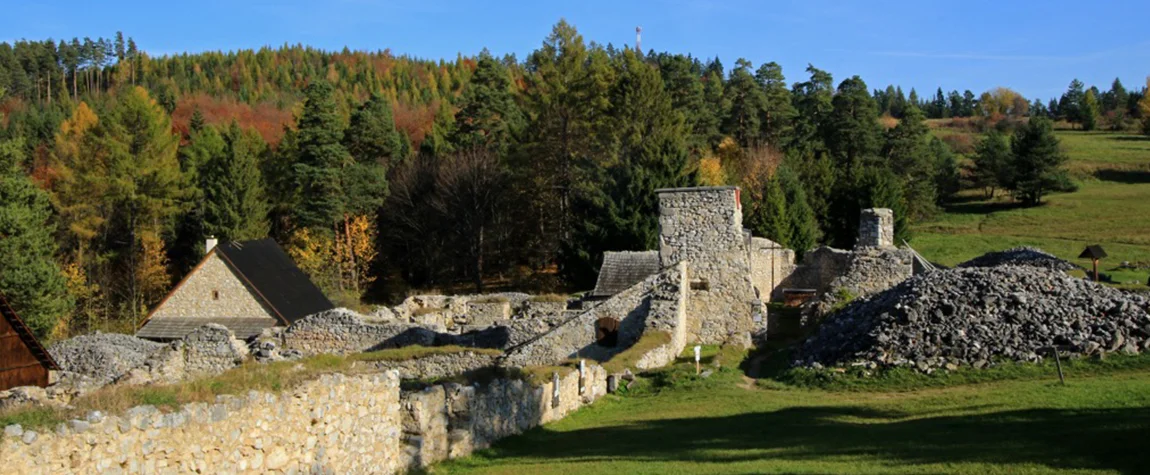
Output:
794,265,1150,372
957,246,1080,272
48,333,165,380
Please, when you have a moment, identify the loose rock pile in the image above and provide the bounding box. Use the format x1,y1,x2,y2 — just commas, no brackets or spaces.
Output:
794,265,1150,372
958,246,1080,272
49,333,165,380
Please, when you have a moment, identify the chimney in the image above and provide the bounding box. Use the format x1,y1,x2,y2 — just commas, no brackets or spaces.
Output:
205,235,218,253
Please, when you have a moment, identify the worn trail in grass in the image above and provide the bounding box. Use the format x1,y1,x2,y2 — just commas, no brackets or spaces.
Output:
437,359,1150,474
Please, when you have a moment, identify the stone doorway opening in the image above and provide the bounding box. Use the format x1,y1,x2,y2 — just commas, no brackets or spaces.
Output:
595,317,620,347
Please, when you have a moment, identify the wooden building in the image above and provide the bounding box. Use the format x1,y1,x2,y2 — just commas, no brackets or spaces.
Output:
0,292,59,391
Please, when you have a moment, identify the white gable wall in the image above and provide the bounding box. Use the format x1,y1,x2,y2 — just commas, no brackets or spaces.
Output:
149,252,279,322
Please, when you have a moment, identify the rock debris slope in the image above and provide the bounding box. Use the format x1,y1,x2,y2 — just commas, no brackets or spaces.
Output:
794,265,1150,371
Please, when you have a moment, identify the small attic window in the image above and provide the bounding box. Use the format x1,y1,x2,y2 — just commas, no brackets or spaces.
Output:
211,290,220,301
690,279,710,291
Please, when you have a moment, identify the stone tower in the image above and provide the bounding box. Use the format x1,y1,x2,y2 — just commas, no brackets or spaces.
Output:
656,186,755,347
857,208,895,249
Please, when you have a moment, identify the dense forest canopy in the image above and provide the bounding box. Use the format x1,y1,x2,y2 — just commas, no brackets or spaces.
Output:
0,22,1147,340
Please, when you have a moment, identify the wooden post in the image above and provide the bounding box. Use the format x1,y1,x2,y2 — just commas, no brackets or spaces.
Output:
694,345,701,375
1054,349,1065,385
1093,258,1099,282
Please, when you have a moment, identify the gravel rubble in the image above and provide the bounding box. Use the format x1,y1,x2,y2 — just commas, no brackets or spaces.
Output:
794,265,1150,372
48,333,165,380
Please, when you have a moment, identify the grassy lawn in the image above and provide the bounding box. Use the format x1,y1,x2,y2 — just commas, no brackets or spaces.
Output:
436,351,1150,474
912,129,1150,286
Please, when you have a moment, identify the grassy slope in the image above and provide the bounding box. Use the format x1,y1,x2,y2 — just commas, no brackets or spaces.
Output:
438,351,1150,474
913,129,1150,285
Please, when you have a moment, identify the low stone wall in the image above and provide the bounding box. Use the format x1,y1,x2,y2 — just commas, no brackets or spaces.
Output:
360,351,500,381
2,365,608,474
282,309,437,355
806,247,915,322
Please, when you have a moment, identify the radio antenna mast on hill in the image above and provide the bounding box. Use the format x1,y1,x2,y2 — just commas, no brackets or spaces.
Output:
636,26,642,53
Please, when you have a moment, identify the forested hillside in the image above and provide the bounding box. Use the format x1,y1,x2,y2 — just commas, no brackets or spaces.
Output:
1,21,1148,340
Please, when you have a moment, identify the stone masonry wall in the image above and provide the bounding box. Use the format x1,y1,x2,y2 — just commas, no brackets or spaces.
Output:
282,309,436,355
502,263,687,367
779,246,854,296
149,253,278,322
857,208,895,249
2,366,609,474
750,237,796,302
657,187,756,346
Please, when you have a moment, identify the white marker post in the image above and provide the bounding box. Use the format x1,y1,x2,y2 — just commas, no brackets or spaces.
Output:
694,345,702,375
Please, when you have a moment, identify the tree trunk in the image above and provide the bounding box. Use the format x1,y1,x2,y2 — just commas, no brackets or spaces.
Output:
473,225,484,293
344,214,358,294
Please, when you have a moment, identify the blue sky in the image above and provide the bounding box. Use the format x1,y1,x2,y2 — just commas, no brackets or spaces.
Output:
5,0,1149,99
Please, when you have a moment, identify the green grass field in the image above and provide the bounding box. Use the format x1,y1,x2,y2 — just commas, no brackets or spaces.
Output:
437,350,1150,474
912,129,1150,286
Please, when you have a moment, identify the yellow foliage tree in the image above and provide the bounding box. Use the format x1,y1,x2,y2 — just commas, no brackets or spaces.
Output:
135,230,171,320
335,215,379,292
696,154,727,186
286,228,339,295
52,102,104,260
1140,77,1150,135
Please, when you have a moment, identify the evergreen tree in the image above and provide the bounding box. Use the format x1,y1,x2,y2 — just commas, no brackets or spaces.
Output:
929,137,959,204
790,65,834,151
1140,77,1150,135
292,80,350,231
1059,79,1086,126
0,139,73,339
1080,88,1100,131
777,164,818,257
744,172,790,246
451,51,523,155
201,122,270,241
882,103,936,219
970,129,1012,198
560,50,690,288
826,76,881,167
723,58,765,146
1009,115,1069,206
755,61,796,148
189,106,205,133
345,93,403,168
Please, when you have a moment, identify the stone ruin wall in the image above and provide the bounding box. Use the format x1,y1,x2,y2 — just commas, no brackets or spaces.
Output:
281,310,439,355
502,262,688,368
657,187,756,346
2,366,609,474
749,237,797,303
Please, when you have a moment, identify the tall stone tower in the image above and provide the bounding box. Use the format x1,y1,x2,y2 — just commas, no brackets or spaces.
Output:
656,186,755,347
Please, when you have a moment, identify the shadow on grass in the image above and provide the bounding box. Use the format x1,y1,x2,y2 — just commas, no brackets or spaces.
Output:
477,405,1150,473
941,200,1027,215
1093,169,1150,184
1109,135,1150,142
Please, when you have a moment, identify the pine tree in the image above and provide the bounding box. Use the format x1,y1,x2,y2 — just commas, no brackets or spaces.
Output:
929,137,959,204
826,76,881,167
201,122,270,241
970,130,1012,198
292,80,350,231
451,50,523,154
1009,115,1069,206
777,164,818,256
1141,77,1150,135
1059,79,1085,126
755,62,796,148
560,50,690,287
345,93,403,168
0,139,74,339
189,106,205,133
723,59,765,147
745,173,790,246
882,103,936,219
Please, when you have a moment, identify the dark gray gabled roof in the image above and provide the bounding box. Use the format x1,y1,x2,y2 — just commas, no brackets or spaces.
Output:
589,251,660,298
214,238,335,325
136,317,278,341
